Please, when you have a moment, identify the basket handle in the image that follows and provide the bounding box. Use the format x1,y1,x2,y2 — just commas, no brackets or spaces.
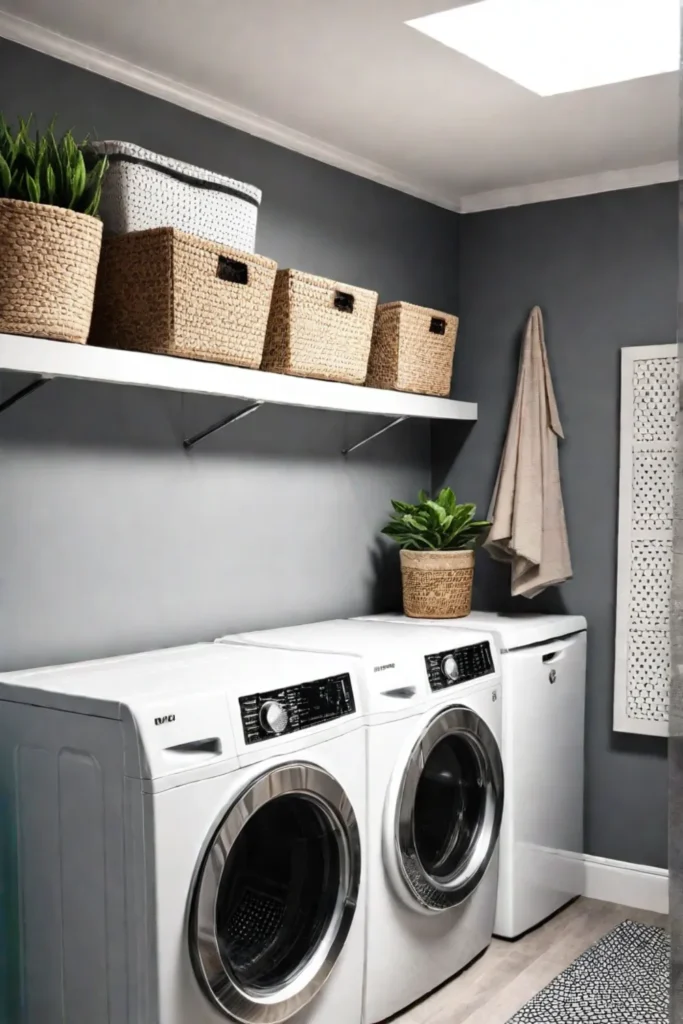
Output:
430,317,446,335
334,291,355,313
217,256,249,284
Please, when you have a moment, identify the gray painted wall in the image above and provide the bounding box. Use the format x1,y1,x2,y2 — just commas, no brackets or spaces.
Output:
434,184,677,868
0,41,459,669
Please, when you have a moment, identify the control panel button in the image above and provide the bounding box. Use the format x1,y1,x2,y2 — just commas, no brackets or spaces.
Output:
441,655,459,681
259,700,289,735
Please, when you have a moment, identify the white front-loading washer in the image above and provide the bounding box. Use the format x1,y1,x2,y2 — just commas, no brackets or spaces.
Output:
0,643,367,1024
219,621,504,1023
356,612,587,939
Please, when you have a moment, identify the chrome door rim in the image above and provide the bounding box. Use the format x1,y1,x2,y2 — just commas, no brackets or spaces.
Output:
395,706,503,911
190,763,361,1024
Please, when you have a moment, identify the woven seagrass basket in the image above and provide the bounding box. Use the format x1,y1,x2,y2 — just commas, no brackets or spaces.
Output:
366,301,458,397
261,269,378,384
90,228,277,367
0,198,103,344
400,549,474,619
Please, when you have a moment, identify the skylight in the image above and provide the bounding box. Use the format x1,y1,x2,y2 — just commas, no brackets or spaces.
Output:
406,0,679,96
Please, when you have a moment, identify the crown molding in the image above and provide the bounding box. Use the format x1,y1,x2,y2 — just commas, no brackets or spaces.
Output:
2,11,678,217
459,161,680,213
0,11,461,213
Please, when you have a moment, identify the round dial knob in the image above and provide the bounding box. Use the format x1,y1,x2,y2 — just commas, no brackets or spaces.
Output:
441,655,459,681
259,700,289,735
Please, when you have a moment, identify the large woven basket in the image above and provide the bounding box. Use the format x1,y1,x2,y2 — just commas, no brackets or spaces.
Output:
0,198,103,343
400,549,474,619
261,269,378,384
366,301,458,397
90,228,277,367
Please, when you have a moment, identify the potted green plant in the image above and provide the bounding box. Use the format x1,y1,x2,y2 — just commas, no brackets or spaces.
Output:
0,115,108,343
381,487,490,618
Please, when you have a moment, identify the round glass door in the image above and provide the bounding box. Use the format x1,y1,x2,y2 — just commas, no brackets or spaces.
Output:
395,706,503,911
190,763,361,1024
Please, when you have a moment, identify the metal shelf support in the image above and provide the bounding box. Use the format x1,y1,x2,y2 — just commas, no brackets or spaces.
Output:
183,400,264,450
342,415,409,456
0,376,52,417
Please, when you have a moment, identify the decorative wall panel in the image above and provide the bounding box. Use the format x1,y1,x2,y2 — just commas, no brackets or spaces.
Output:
614,345,676,735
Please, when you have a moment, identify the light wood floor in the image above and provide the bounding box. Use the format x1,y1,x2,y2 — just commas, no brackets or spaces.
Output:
392,898,669,1024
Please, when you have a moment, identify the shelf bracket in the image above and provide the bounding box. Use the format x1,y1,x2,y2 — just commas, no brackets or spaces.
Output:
183,400,264,450
342,415,409,456
0,375,52,418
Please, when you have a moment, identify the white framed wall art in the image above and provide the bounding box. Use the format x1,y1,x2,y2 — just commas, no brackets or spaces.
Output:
613,344,677,736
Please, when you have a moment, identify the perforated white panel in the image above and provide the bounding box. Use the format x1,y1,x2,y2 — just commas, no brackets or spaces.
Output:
614,347,676,736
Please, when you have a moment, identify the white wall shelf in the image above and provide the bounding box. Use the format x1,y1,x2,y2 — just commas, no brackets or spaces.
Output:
0,334,477,452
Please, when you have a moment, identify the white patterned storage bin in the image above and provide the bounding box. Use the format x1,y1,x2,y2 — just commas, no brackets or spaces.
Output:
90,141,261,252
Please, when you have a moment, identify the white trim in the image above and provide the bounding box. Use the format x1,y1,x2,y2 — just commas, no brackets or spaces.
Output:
459,162,680,213
0,11,461,213
582,853,669,915
1,11,679,215
613,344,676,737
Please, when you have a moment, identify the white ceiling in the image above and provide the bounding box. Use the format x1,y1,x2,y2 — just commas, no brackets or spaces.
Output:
0,0,678,211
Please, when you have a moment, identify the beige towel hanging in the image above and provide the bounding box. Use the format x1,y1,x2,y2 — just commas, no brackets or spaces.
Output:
484,306,572,598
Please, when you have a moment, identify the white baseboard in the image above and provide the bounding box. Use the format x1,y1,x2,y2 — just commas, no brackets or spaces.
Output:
581,854,668,915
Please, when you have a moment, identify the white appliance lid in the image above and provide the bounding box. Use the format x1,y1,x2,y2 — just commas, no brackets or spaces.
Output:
370,612,586,650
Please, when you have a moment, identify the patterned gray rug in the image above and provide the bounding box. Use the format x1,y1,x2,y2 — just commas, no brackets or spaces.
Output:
507,920,669,1023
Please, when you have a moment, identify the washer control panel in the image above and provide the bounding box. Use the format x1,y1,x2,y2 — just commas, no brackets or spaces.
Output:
239,674,355,744
424,642,494,691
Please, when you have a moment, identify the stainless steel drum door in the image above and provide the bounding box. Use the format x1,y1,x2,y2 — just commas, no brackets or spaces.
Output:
190,763,361,1024
394,706,503,911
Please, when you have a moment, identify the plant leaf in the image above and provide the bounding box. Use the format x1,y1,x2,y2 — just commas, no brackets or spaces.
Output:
45,164,56,204
391,499,417,515
437,488,456,515
69,150,87,208
83,183,101,217
24,172,40,204
426,500,448,525
0,152,11,195
403,514,428,532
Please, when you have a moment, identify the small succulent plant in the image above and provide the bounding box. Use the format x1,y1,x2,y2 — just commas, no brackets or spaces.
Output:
0,114,107,217
382,487,490,551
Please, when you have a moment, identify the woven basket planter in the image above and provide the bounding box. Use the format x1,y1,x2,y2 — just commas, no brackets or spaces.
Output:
400,549,474,619
366,302,459,397
261,269,378,384
90,228,277,367
0,198,103,344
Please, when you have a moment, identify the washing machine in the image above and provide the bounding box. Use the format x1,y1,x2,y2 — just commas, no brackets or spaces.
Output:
357,612,587,939
0,643,367,1024
218,621,504,1023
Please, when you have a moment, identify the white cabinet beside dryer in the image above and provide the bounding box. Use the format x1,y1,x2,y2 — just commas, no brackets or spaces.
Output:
495,627,586,938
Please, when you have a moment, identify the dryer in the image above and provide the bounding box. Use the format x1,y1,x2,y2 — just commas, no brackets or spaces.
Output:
219,621,504,1022
0,643,367,1024
357,612,587,939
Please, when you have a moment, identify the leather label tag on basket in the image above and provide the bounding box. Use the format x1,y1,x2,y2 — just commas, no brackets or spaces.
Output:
217,256,249,284
334,290,355,313
430,317,446,335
